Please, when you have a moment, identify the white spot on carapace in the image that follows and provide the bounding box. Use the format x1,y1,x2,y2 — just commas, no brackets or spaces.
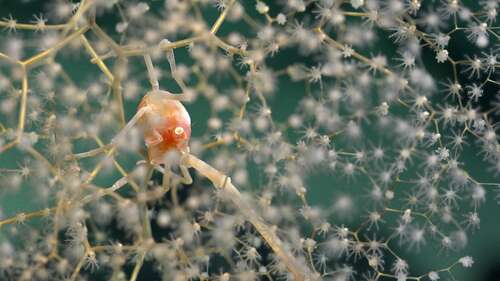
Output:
174,126,184,135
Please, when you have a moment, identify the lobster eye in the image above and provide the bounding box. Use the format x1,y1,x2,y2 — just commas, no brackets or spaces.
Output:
174,126,184,136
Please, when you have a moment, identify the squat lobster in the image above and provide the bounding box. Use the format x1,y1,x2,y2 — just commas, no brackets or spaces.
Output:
112,39,193,186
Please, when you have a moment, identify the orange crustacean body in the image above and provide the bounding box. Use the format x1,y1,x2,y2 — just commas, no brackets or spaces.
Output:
138,93,191,164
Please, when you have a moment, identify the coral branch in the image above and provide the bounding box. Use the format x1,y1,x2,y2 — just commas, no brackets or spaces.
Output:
183,153,308,281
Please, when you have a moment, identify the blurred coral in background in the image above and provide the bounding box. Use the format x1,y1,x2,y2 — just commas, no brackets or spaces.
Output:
0,0,499,280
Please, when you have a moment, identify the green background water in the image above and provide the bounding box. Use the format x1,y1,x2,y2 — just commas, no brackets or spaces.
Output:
0,0,499,280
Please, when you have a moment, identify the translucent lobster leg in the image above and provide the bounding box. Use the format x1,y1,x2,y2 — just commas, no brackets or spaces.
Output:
111,106,151,145
70,106,150,161
144,44,190,102
143,54,160,91
160,38,188,93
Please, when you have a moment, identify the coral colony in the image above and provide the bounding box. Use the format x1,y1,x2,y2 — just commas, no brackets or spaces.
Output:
0,1,498,281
